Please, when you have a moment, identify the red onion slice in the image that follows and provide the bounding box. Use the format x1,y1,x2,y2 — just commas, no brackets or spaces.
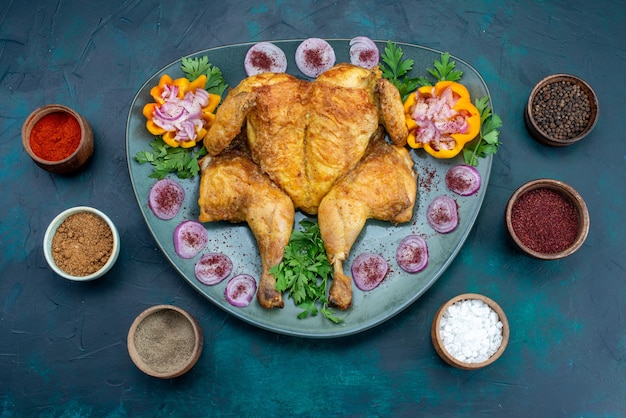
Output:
396,235,429,273
244,42,288,76
194,252,233,285
148,178,185,220
351,253,388,291
225,274,257,307
445,164,481,196
349,36,380,69
173,220,208,259
295,38,336,78
426,195,459,234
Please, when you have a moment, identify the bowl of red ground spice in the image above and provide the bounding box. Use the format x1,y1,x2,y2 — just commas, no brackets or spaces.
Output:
524,74,598,146
22,104,94,174
43,206,120,281
505,179,590,260
127,305,203,379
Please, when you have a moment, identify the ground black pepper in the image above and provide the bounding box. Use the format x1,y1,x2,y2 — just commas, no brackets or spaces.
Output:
532,80,591,140
511,188,579,254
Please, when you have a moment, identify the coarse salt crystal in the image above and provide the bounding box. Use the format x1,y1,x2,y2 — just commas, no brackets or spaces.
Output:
439,299,503,364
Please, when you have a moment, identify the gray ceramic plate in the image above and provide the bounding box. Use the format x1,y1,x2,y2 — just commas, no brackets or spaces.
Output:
126,40,493,338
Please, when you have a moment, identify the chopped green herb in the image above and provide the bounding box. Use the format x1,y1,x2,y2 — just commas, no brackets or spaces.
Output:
181,55,229,97
463,96,503,166
135,137,207,179
270,220,342,323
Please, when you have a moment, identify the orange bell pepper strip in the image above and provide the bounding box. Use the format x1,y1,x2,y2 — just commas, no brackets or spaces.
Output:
404,81,480,159
142,74,221,148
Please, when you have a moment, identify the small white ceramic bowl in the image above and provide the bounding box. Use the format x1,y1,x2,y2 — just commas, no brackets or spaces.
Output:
43,206,120,281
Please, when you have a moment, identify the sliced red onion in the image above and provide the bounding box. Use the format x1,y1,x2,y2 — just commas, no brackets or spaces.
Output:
173,220,208,259
151,86,209,142
396,235,429,273
351,253,388,291
148,178,185,220
426,195,459,234
349,36,379,69
195,252,233,285
295,38,336,78
445,164,482,196
225,274,257,307
244,42,288,76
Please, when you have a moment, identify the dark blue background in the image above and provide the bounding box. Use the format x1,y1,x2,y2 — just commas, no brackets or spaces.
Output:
1,1,624,416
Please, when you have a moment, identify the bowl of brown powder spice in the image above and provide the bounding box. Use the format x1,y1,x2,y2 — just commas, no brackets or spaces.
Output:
505,179,590,260
43,206,120,281
127,305,203,379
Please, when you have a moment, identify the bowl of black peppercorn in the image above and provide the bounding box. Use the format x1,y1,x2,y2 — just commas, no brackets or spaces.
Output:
524,74,598,146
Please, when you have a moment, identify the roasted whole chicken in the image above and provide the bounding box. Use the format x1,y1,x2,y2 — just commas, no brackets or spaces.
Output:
198,63,418,310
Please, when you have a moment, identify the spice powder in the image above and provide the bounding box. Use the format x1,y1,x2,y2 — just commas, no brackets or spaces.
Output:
51,212,114,276
511,188,579,254
133,309,196,374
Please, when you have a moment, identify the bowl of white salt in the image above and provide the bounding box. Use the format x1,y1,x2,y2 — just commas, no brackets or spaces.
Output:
127,305,203,379
431,293,510,370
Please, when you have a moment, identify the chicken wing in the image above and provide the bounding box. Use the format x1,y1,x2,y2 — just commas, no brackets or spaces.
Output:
197,139,294,308
318,130,418,310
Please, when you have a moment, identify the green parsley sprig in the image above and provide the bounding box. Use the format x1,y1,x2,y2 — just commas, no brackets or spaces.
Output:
270,220,342,323
463,97,503,166
426,52,463,83
135,137,207,179
379,41,425,102
181,55,229,97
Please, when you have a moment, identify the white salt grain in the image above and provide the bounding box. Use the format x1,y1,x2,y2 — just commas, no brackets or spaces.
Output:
439,299,503,364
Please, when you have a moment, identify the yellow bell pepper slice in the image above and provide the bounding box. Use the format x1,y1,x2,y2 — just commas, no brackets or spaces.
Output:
142,74,221,147
404,81,480,159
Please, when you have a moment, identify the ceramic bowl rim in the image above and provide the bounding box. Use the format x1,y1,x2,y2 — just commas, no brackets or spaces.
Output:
431,293,510,370
43,206,120,281
525,73,599,146
505,178,590,260
127,304,203,379
22,104,92,165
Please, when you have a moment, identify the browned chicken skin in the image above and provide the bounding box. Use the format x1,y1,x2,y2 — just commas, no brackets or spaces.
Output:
318,130,417,310
197,139,294,308
199,63,416,310
203,63,408,214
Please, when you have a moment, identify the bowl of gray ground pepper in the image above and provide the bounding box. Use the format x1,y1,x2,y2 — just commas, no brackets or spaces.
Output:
43,206,120,281
524,74,599,146
127,305,203,379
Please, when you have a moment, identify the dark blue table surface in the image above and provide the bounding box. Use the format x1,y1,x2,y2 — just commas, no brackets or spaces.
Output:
2,1,625,416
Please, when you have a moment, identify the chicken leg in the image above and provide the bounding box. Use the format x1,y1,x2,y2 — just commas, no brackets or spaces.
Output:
197,140,294,308
318,131,418,309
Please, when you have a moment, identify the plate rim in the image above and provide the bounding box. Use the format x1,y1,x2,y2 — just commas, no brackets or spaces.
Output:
125,39,493,338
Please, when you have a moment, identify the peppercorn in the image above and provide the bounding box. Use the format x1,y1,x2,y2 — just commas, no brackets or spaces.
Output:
531,80,591,140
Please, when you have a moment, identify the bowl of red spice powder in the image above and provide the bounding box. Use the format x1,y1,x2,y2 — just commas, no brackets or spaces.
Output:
22,104,94,174
524,74,599,146
505,179,590,260
43,206,120,281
